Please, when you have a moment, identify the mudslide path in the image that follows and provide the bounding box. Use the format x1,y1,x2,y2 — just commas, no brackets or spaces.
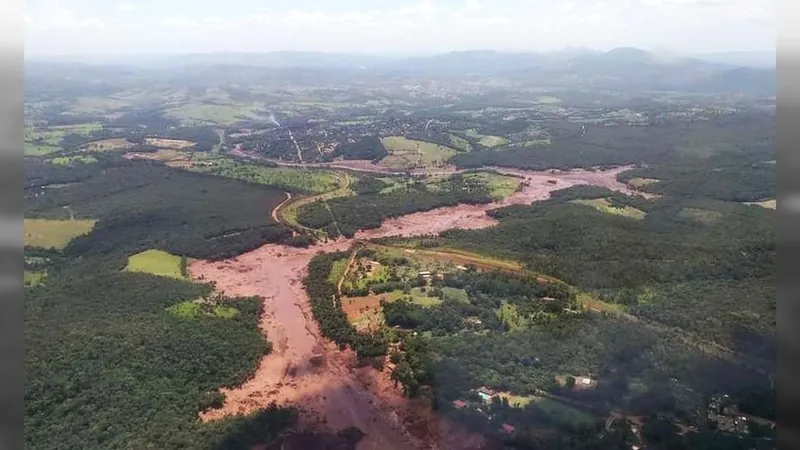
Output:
190,165,640,449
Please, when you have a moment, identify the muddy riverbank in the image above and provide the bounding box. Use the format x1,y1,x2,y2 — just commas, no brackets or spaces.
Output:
189,165,640,449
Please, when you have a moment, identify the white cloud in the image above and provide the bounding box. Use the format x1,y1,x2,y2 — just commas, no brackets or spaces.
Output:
24,0,775,55
117,3,139,11
161,16,199,28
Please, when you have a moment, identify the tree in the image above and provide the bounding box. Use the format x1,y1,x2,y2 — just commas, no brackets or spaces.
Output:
566,376,576,389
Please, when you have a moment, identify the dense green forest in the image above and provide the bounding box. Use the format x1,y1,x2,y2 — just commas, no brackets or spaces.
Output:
382,186,774,290
23,157,304,449
24,247,296,449
450,113,775,203
25,161,294,260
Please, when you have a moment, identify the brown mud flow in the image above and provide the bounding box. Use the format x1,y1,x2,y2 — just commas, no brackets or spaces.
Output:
189,166,638,450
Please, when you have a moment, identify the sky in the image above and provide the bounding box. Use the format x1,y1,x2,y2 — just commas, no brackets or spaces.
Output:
24,0,775,56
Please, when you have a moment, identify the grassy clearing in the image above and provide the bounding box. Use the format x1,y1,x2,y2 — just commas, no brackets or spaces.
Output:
497,392,536,408
677,207,724,224
328,258,350,285
441,286,470,304
570,198,647,220
125,149,191,162
165,103,267,126
24,143,61,156
24,270,46,287
380,136,457,169
166,300,240,319
368,243,526,275
83,138,135,152
627,177,660,188
144,138,195,149
464,129,510,148
386,287,443,307
25,123,101,144
744,199,776,210
530,397,595,426
24,122,103,155
463,172,521,200
24,218,97,250
69,97,130,114
497,302,527,330
447,134,473,152
187,157,340,194
124,249,186,280
47,155,99,165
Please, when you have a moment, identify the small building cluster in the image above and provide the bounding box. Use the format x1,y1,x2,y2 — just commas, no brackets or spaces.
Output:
707,394,750,435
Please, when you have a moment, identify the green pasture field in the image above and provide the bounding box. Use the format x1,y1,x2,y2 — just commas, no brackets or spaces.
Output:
24,218,97,250
124,249,186,280
167,300,240,319
464,129,510,148
380,136,457,169
570,198,646,220
188,157,340,194
463,172,521,200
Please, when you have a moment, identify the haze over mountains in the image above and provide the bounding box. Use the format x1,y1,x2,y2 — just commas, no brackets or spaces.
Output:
26,47,775,96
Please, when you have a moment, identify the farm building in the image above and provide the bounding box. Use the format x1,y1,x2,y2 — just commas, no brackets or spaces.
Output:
475,387,497,403
452,400,467,409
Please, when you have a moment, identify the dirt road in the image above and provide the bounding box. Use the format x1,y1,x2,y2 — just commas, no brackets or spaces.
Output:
271,192,292,223
189,165,640,449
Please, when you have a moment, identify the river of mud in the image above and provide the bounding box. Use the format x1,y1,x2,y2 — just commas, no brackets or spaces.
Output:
189,165,640,450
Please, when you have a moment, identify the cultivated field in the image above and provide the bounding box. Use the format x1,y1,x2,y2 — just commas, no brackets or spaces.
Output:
380,136,457,169
24,218,97,249
124,249,186,279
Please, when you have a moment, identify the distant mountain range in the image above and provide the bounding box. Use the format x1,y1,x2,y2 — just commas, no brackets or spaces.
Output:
26,47,775,96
